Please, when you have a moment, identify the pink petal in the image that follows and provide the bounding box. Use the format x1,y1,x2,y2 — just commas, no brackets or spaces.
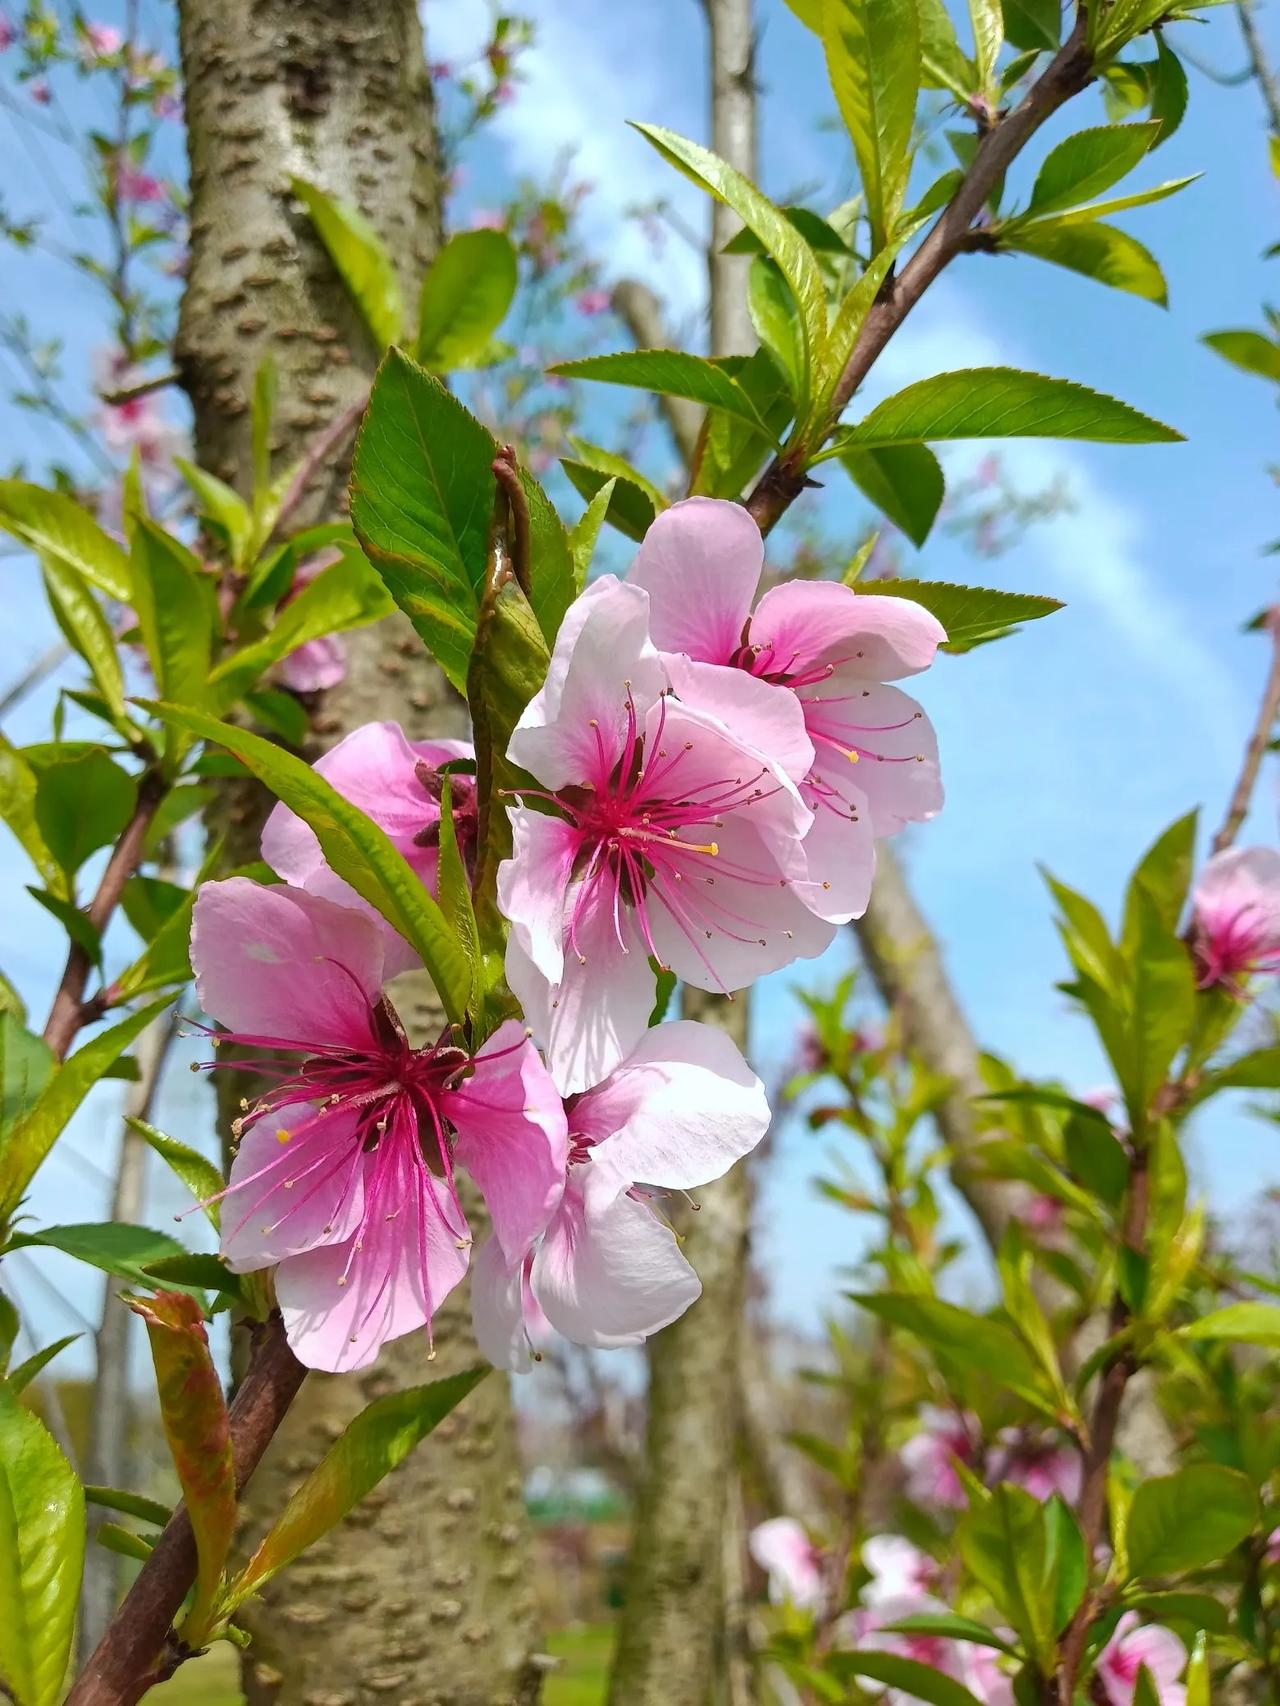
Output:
191,878,384,1051
220,1102,365,1272
802,678,942,838
794,768,876,922
751,580,945,680
531,1177,701,1349
469,1236,530,1372
574,1019,769,1207
495,805,579,988
861,1535,936,1606
1193,846,1280,941
749,1518,824,1610
665,655,815,787
646,814,836,994
508,576,667,791
276,1148,469,1373
445,1019,568,1265
278,633,346,693
504,891,658,1096
626,497,763,664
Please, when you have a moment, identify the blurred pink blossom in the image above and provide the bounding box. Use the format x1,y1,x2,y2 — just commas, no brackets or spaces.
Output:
1096,1614,1186,1706
81,21,122,58
575,287,610,317
470,207,506,232
900,1406,979,1509
861,1535,940,1605
1025,1194,1063,1233
749,1518,824,1611
0,18,16,50
115,162,167,204
989,1429,1082,1505
1191,847,1280,991
30,77,51,104
91,349,186,473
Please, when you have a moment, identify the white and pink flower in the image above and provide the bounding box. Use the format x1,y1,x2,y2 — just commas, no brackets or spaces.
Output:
471,1020,770,1363
1190,846,1280,992
1095,1613,1187,1706
899,1407,980,1509
189,878,566,1373
626,497,945,924
498,573,832,1093
749,1518,825,1611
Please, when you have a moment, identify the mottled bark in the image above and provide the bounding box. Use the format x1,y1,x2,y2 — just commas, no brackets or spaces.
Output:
176,5,541,1701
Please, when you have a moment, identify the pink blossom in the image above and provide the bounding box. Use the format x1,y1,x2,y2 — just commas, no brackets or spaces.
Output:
975,453,1001,488
472,1020,770,1363
29,77,51,104
861,1535,940,1606
493,78,516,104
275,552,348,695
988,1429,1082,1504
261,720,474,972
1191,847,1280,991
81,21,122,58
627,498,944,925
1264,1525,1280,1565
497,574,832,1092
575,287,611,317
1025,1193,1063,1233
847,1590,1014,1705
151,90,182,120
470,206,506,231
190,878,566,1372
960,1643,1016,1706
115,162,167,203
0,19,16,50
428,59,451,79
749,1518,824,1611
900,1406,979,1509
91,349,185,471
1096,1614,1186,1706
1081,1085,1119,1113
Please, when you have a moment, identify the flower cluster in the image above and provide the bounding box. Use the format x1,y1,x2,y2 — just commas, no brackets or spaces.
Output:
188,499,944,1373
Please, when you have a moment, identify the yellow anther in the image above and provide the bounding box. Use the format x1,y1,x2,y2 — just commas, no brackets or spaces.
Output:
276,1127,292,1144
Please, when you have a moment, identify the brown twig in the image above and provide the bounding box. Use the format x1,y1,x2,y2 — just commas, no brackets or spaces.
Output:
745,13,1094,534
66,1313,307,1706
490,444,532,600
41,769,168,1061
99,370,181,407
268,393,368,545
1237,0,1280,135
1212,609,1280,854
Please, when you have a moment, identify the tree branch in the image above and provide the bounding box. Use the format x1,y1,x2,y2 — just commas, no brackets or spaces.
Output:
746,13,1094,533
66,1313,307,1706
1237,0,1280,135
42,769,168,1060
1212,610,1280,854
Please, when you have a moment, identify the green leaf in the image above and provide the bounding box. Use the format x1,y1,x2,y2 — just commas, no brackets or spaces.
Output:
1149,36,1188,145
94,1523,154,1563
1202,330,1280,385
748,258,804,394
225,1368,488,1608
1001,0,1060,50
1029,123,1160,215
549,350,779,440
780,0,823,26
722,205,855,255
15,1222,189,1287
920,0,978,95
822,0,921,247
4,1334,79,1396
876,1614,1017,1654
144,704,472,1026
142,1254,243,1302
631,122,828,365
958,1483,1057,1666
1123,1592,1231,1637
1125,1465,1257,1578
0,481,131,601
251,354,276,495
567,479,616,587
968,0,1003,90
561,462,657,544
1185,1633,1209,1706
174,460,252,566
826,1653,984,1706
209,554,392,706
84,1485,172,1528
291,176,403,349
1121,811,1197,952
130,522,217,737
128,1119,224,1230
0,736,64,897
850,1293,1059,1414
0,998,172,1219
1201,1046,1280,1091
40,557,128,726
1181,1302,1280,1347
1044,175,1199,224
1044,1494,1087,1631
566,439,669,516
1126,891,1195,1131
836,367,1182,447
1003,219,1167,305
33,749,136,879
435,778,480,1015
853,579,1062,648
0,1387,83,1706
128,1291,235,1643
349,351,502,691
416,230,518,369
0,1016,54,1141
840,444,944,546
0,975,26,1026
1063,1112,1129,1205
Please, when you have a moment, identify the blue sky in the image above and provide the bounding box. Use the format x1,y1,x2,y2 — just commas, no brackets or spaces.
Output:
1,0,1277,1362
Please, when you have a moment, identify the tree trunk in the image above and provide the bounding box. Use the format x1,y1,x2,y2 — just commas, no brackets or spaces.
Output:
608,8,759,1702
175,6,542,1701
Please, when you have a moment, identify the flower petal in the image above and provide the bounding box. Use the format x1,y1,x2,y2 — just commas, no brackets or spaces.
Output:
469,1236,531,1373
532,1178,701,1350
445,1020,568,1265
802,678,941,837
575,1019,769,1206
751,580,945,680
191,878,384,1051
626,496,763,664
795,769,876,923
665,656,814,787
220,1102,365,1273
496,805,579,988
508,576,667,791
